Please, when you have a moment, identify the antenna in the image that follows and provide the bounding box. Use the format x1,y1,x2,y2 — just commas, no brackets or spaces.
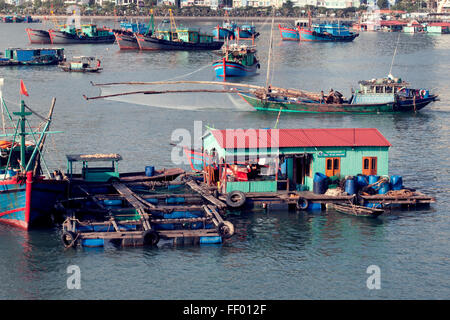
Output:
388,33,401,77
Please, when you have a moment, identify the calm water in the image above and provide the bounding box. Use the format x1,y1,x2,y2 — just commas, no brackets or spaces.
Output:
0,20,449,300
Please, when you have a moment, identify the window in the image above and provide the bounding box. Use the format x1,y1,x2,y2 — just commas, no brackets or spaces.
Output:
362,157,377,175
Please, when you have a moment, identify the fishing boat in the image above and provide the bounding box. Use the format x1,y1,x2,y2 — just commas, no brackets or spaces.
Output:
234,24,259,39
332,203,384,217
0,80,67,229
25,28,51,44
212,43,260,77
59,56,102,73
298,23,359,42
0,48,65,66
238,75,438,114
212,11,237,39
49,24,115,44
278,24,300,41
114,12,155,50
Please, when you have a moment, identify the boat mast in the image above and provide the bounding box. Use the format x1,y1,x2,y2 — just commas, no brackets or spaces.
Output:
265,6,275,90
13,100,32,171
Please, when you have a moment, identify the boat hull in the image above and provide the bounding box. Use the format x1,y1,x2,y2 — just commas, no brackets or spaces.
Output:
49,30,116,44
114,31,140,50
0,172,67,229
234,29,259,39
239,92,400,114
25,28,51,44
136,35,224,51
278,25,300,41
299,28,359,42
213,60,259,77
212,27,234,39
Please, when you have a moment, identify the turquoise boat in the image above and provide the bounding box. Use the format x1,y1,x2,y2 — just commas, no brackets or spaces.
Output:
212,44,260,77
239,75,437,114
0,48,65,66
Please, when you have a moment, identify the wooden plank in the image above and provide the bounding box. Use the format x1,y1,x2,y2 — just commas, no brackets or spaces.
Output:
186,179,227,209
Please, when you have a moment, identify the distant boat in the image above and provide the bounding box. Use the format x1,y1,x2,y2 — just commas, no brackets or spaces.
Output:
298,23,359,42
278,24,300,41
332,203,384,217
136,9,223,51
234,24,259,39
212,43,260,77
114,12,154,50
59,56,102,73
0,48,65,66
49,24,115,44
26,28,51,44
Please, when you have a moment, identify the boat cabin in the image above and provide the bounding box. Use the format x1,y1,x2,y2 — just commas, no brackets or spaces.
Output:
3,48,65,62
66,56,98,70
351,76,409,104
201,128,391,193
66,154,122,183
224,44,257,66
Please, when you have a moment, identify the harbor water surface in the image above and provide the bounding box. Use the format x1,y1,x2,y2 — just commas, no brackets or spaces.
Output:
0,20,449,299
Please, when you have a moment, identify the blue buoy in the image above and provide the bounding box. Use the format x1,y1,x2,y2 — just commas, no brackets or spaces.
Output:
145,166,155,177
307,202,322,211
81,239,104,247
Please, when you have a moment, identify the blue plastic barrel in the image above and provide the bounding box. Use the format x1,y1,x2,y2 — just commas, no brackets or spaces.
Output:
378,182,390,194
313,173,328,194
345,177,356,195
356,175,368,188
145,166,155,177
200,236,222,244
81,239,104,247
307,202,322,211
368,175,379,185
390,175,403,190
145,198,159,204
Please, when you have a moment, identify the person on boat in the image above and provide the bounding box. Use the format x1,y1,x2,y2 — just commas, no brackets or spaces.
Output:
320,90,325,104
97,59,101,68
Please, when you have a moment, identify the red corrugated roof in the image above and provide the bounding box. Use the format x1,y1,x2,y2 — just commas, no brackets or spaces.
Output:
210,128,391,149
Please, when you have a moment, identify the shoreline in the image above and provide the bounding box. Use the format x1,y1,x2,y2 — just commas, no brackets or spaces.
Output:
0,15,356,23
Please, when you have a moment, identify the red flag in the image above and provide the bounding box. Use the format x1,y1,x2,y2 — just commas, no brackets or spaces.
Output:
20,80,29,97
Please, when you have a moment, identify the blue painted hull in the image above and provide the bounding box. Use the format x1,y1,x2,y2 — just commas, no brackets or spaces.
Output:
213,60,259,77
278,24,299,41
212,27,234,39
0,173,67,229
299,28,359,42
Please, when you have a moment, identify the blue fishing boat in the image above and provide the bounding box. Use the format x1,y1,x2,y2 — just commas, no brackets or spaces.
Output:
298,23,359,42
212,43,260,77
212,21,236,39
278,24,300,41
0,80,67,229
234,24,259,39
0,48,65,66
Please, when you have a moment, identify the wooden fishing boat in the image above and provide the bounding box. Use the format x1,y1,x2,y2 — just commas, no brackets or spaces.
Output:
136,30,223,51
113,12,154,50
59,56,102,73
278,24,300,41
238,74,438,114
114,30,140,50
25,28,51,44
332,203,384,217
212,11,237,39
298,23,359,42
234,25,259,39
49,24,115,44
212,43,260,77
0,80,67,229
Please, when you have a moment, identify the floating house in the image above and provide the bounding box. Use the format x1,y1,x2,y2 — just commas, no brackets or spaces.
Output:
201,128,391,193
